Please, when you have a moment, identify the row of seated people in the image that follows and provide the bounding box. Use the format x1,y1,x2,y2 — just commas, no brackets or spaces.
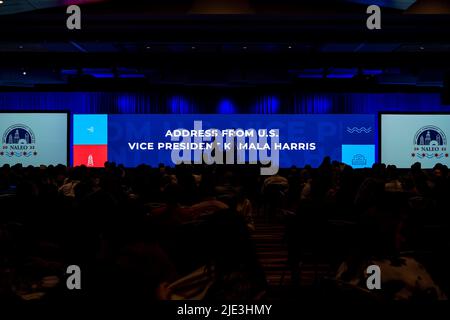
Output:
0,163,264,303
273,158,449,300
0,158,449,302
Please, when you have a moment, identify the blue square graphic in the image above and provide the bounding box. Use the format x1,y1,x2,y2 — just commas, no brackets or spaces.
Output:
342,144,375,169
73,115,108,145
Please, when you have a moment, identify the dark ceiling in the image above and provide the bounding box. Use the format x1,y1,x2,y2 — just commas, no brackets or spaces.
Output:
0,1,419,16
0,0,449,90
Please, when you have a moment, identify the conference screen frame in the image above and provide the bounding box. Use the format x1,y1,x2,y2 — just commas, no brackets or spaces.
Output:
0,110,70,167
73,113,377,171
379,112,450,169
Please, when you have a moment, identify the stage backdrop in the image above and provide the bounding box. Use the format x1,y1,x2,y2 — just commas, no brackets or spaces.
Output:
73,114,376,172
0,92,446,114
2,91,448,167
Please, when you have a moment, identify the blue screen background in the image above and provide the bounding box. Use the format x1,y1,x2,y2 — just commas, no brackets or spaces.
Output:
107,114,376,168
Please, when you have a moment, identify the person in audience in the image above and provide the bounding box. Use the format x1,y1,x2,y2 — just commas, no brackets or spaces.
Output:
336,193,447,301
161,210,267,300
384,165,404,192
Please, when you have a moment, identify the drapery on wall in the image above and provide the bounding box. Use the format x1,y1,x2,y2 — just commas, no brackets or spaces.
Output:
0,92,447,114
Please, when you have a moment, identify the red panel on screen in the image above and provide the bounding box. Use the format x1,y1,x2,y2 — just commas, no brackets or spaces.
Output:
73,145,107,167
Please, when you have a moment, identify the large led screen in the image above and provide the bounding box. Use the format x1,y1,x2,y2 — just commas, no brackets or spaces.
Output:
73,114,376,174
0,112,69,167
380,113,450,168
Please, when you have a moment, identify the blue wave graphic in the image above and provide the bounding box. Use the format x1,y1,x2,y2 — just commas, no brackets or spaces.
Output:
346,127,372,134
416,153,444,159
4,152,34,157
